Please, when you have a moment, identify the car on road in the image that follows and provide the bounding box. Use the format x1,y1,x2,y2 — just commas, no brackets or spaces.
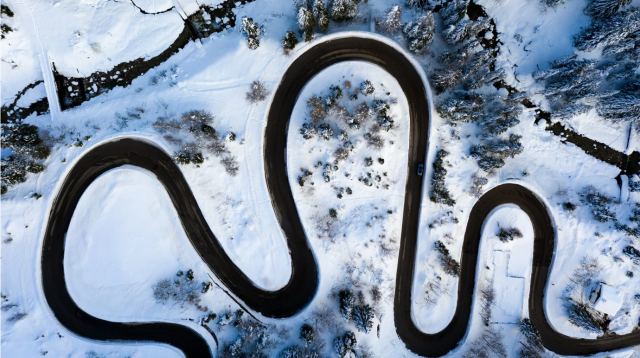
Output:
417,163,424,176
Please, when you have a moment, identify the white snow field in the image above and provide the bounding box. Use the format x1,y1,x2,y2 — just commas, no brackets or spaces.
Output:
2,0,639,356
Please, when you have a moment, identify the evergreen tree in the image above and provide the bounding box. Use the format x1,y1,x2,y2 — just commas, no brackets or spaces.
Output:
313,0,330,32
241,17,262,49
282,31,298,52
298,6,316,41
402,13,435,53
330,0,359,22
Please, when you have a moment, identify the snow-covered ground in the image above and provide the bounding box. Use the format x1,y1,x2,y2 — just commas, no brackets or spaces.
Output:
2,0,639,356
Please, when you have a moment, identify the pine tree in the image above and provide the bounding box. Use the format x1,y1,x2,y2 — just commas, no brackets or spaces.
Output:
402,13,435,53
313,0,330,32
298,6,316,41
379,5,402,34
282,31,298,53
241,17,262,50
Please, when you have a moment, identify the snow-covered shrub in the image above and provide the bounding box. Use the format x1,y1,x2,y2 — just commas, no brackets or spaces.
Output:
496,226,523,242
153,269,204,307
219,310,275,357
519,318,544,358
585,0,631,18
479,282,495,326
300,323,315,343
434,240,460,276
297,168,313,186
468,174,488,198
378,6,402,34
579,186,615,223
351,304,374,333
1,5,14,39
566,299,608,333
278,345,320,358
282,31,299,52
333,331,357,357
540,0,565,8
359,80,375,96
402,13,435,53
246,80,269,103
241,17,262,49
298,6,315,41
1,120,50,194
424,275,446,305
406,0,432,9
330,0,360,22
154,110,239,175
313,0,330,32
430,149,456,206
623,245,640,264
470,134,523,173
463,328,506,358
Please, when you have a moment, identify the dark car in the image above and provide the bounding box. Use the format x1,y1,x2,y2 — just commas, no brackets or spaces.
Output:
417,163,424,176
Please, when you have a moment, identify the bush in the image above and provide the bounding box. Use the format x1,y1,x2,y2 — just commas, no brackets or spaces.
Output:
1,121,50,194
580,186,615,223
480,283,495,326
333,331,357,357
434,240,460,276
430,149,455,206
153,269,203,307
246,80,269,102
300,323,315,343
241,17,262,49
623,245,640,264
566,299,608,333
463,328,506,358
519,318,544,357
496,226,523,242
470,134,523,173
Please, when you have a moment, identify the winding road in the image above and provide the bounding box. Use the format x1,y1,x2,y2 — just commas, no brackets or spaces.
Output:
41,35,640,357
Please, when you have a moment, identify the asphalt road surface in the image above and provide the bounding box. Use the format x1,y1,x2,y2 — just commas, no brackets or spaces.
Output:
41,35,640,357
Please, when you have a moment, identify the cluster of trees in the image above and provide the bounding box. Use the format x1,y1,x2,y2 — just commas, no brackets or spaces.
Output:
153,110,239,175
566,299,610,333
297,80,398,194
479,282,495,326
294,0,361,46
519,318,544,358
1,111,50,195
338,289,376,333
152,269,210,309
463,328,506,358
1,4,14,39
536,3,638,129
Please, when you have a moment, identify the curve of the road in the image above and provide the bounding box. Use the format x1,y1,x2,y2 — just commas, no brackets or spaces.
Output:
40,35,640,357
